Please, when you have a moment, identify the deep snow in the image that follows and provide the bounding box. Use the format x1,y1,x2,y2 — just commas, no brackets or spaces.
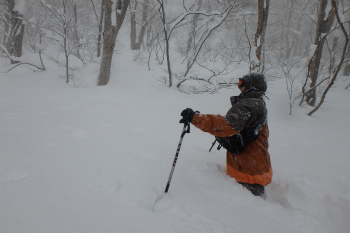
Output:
1,50,350,233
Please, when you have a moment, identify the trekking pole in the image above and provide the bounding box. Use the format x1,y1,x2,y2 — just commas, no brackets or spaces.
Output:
164,122,190,193
209,139,217,152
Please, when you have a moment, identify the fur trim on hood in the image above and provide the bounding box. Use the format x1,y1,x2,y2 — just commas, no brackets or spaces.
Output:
240,73,267,93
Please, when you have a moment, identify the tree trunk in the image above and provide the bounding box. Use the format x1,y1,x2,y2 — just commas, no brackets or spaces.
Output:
73,3,81,60
12,20,24,60
4,0,14,52
305,0,335,106
130,0,149,50
97,0,105,57
4,0,24,64
308,0,349,115
98,0,130,86
157,0,172,87
344,61,350,76
305,37,326,106
343,11,350,76
63,6,70,83
183,1,202,78
252,0,269,73
329,36,338,74
136,0,149,49
284,1,294,59
130,1,137,50
292,14,304,57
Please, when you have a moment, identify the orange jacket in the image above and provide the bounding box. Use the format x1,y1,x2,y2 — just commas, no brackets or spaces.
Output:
191,114,272,185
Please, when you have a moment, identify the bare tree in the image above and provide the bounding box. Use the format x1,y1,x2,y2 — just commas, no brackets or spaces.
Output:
90,0,104,57
143,2,164,69
301,0,335,106
156,0,172,87
277,58,305,115
23,1,47,54
156,0,244,88
308,0,349,116
343,4,350,77
72,3,82,59
176,3,240,86
264,0,318,66
250,0,269,73
0,0,46,72
0,44,45,72
130,0,149,50
98,0,130,86
0,0,25,64
40,0,85,83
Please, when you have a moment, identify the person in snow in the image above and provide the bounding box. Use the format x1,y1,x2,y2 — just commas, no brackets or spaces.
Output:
180,73,272,197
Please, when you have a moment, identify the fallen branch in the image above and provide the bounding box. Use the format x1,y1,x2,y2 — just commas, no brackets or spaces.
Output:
0,44,46,73
5,62,45,73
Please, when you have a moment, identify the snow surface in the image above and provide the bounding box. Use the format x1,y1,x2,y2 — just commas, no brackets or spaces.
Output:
1,50,350,233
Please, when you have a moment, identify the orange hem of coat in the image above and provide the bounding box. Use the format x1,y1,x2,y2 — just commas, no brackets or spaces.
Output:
227,166,272,186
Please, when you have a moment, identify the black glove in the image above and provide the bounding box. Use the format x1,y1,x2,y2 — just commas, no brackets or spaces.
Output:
179,108,198,124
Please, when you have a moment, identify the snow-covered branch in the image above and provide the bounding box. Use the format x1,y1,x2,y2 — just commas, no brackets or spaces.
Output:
167,3,236,39
0,44,45,73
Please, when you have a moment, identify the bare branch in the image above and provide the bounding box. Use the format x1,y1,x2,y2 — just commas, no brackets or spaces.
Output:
308,0,349,116
0,44,45,73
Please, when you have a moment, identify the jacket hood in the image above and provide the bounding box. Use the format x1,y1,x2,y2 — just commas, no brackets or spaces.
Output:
240,73,267,93
230,89,265,106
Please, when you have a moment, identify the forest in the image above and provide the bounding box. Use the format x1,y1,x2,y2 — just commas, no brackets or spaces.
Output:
1,0,349,116
1,1,350,233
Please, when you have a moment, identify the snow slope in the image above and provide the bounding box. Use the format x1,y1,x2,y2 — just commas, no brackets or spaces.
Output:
1,50,349,233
